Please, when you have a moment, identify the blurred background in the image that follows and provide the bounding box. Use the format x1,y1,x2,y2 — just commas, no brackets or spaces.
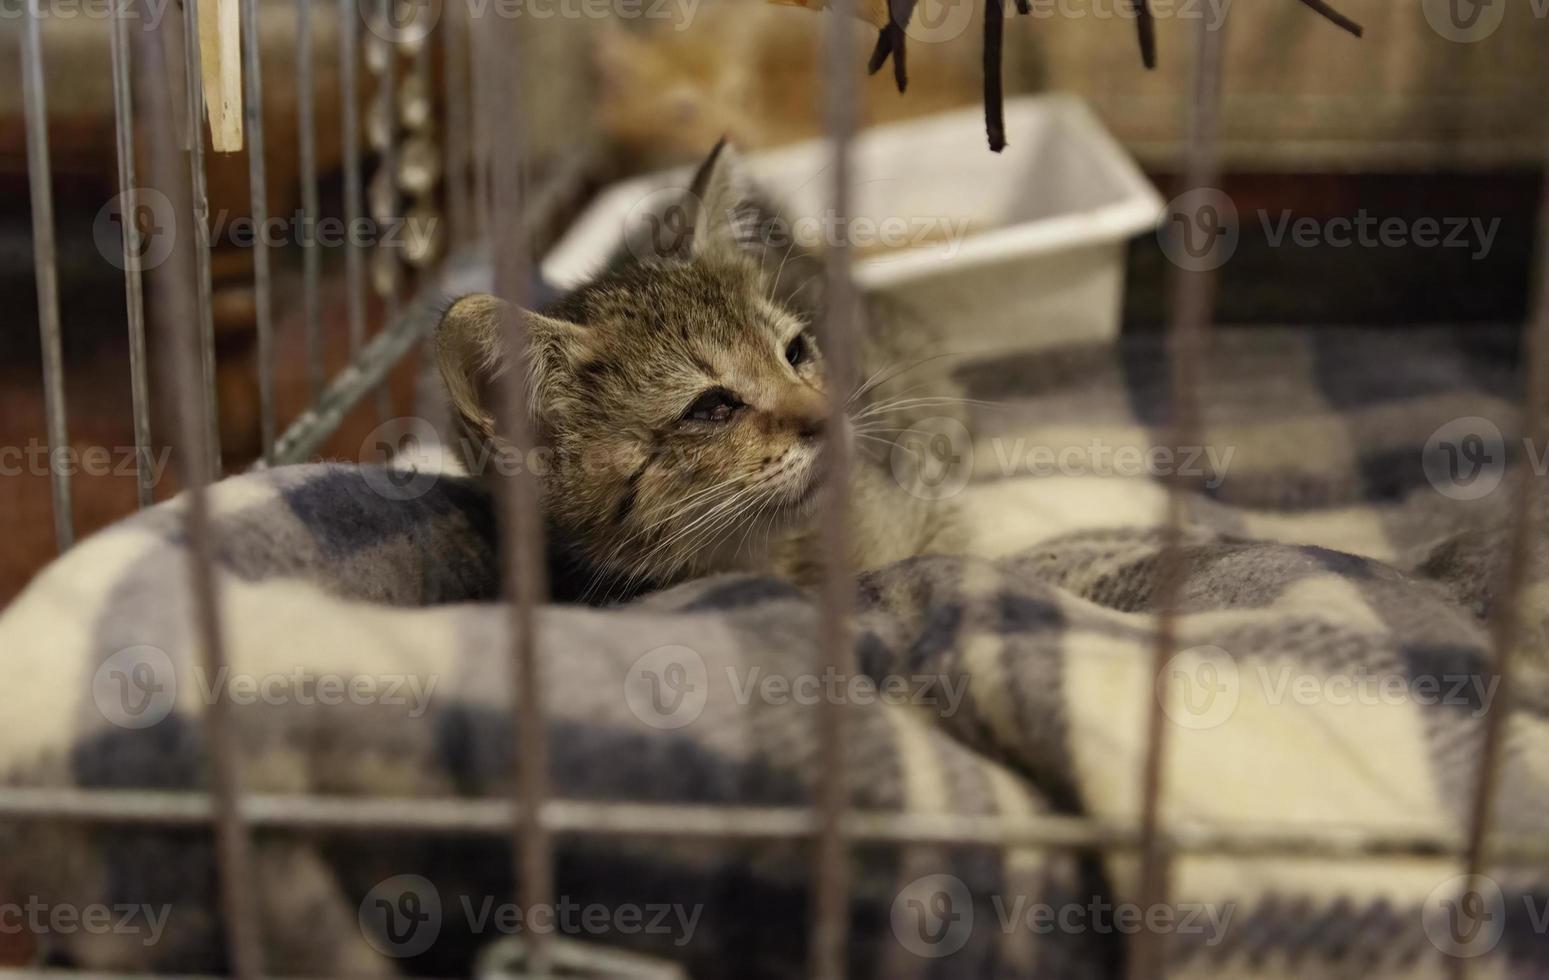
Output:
1,0,1546,608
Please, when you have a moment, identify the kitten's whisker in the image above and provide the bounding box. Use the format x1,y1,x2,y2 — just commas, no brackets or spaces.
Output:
584,476,750,597
787,271,823,301
638,483,757,563
848,351,968,406
854,432,916,459
631,476,745,536
851,395,1002,422
850,423,918,435
769,239,798,303
849,361,899,407
735,482,787,558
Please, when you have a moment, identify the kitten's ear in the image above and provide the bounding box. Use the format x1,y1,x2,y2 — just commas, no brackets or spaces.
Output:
686,138,753,258
435,294,592,450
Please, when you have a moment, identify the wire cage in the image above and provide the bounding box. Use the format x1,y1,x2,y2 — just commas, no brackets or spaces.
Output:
3,0,1548,977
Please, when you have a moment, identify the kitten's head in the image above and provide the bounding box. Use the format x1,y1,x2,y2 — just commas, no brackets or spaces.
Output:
437,142,832,591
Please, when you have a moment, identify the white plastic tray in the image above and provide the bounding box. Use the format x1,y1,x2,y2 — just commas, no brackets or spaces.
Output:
543,95,1162,354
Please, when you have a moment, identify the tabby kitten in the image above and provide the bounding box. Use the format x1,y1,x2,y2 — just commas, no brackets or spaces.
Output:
436,141,960,600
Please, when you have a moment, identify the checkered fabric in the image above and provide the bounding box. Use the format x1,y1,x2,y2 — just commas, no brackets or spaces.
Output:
1,326,1545,978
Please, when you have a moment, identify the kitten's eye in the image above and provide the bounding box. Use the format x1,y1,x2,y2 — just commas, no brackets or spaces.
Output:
683,387,743,423
785,334,810,367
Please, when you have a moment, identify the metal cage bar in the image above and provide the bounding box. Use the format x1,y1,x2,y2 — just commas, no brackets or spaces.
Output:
443,1,472,248
108,0,155,510
340,0,368,356
130,14,264,978
370,0,402,421
240,0,277,461
372,0,402,319
297,0,325,401
8,788,1549,863
480,5,559,973
1129,12,1229,980
179,0,223,479
812,0,861,974
1453,144,1549,980
20,0,73,553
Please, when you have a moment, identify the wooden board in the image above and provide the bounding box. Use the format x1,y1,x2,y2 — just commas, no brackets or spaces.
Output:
198,0,243,152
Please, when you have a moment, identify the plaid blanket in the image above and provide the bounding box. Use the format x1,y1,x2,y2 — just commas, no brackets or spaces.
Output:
2,326,1547,978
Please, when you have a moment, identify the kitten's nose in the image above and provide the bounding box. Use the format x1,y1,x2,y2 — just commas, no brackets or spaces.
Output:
796,413,826,442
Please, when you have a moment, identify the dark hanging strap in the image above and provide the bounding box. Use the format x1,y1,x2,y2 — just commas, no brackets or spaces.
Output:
1295,0,1364,36
867,28,891,75
863,0,1362,151
867,0,919,93
1134,0,1156,69
983,0,1005,152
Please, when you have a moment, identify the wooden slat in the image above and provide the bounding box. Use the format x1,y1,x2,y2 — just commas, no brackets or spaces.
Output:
197,0,242,151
